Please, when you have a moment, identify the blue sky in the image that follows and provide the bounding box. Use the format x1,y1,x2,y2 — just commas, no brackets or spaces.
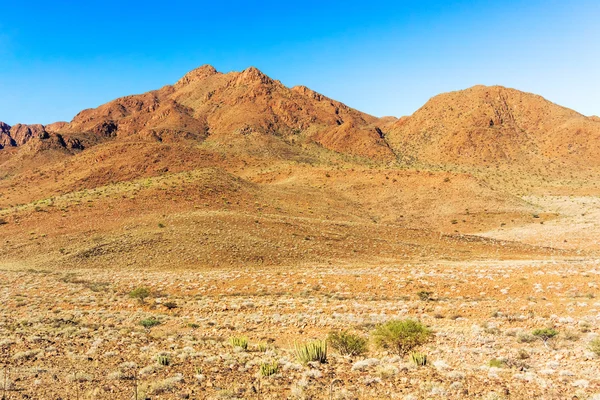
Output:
0,0,598,125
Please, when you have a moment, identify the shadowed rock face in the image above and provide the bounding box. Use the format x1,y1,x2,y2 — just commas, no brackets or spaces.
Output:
9,124,48,145
0,122,14,148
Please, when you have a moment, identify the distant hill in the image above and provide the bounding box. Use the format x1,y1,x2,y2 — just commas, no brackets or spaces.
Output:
385,85,600,168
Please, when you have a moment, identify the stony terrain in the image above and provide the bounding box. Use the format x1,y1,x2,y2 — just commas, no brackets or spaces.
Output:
1,65,599,399
1,259,599,399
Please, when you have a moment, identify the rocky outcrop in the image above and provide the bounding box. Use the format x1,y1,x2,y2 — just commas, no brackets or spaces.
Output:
0,121,85,152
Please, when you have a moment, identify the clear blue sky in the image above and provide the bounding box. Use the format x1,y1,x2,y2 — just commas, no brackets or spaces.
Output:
1,0,598,125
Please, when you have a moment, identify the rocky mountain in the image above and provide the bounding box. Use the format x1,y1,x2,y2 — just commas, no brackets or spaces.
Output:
3,69,598,171
48,65,394,161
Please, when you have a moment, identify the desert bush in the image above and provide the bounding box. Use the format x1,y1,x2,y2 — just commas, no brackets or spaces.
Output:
372,319,432,355
517,349,530,360
163,301,178,310
140,317,161,329
260,361,279,377
148,374,183,394
229,336,248,350
327,330,367,356
562,330,580,341
410,351,427,366
66,372,93,382
589,338,600,356
129,287,150,303
532,328,558,347
417,291,432,301
295,339,327,364
489,358,505,368
517,333,536,343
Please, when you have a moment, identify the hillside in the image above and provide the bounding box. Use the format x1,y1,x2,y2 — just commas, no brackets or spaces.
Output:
386,85,600,169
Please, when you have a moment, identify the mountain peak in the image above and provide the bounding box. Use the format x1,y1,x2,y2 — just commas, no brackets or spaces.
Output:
235,66,274,85
175,64,219,87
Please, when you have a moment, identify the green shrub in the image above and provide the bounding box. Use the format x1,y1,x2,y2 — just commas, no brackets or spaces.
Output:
229,336,248,350
489,358,505,368
417,291,432,301
589,338,600,356
372,319,432,355
517,349,530,359
327,330,367,356
129,287,151,303
532,328,558,340
140,317,161,329
295,339,327,364
259,361,279,377
517,333,536,343
163,301,178,310
410,351,427,366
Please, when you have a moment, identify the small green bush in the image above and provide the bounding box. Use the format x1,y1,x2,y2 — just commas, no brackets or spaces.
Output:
327,330,367,356
140,317,161,329
532,328,558,345
229,336,248,350
517,333,536,343
129,287,151,303
295,339,327,364
589,338,600,356
489,358,505,368
530,328,558,349
163,301,178,310
372,319,432,355
417,291,432,301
